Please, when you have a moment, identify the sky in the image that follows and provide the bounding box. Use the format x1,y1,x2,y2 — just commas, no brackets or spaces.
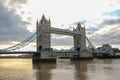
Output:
0,0,120,51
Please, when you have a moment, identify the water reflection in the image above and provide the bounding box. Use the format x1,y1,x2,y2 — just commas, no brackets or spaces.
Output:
87,59,120,80
71,60,92,80
33,59,120,80
0,59,33,80
50,59,75,80
33,61,56,80
1,58,120,80
33,59,90,80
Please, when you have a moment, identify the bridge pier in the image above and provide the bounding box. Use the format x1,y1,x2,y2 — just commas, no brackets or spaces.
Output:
32,52,41,62
32,50,56,62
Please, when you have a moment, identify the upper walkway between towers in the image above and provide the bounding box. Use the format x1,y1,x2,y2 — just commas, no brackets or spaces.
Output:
50,27,81,35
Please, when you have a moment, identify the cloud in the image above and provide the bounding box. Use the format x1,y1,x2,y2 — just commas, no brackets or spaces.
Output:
90,26,120,45
86,24,104,36
0,0,119,49
8,0,27,5
106,9,120,16
102,18,120,25
0,1,31,45
0,0,28,8
101,9,120,26
54,8,120,47
87,24,120,46
85,9,120,47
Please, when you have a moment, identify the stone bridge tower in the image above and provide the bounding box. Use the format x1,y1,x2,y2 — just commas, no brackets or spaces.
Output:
36,15,51,52
74,23,86,51
74,23,92,58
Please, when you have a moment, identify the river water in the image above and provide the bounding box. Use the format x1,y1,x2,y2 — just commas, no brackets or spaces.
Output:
0,58,120,80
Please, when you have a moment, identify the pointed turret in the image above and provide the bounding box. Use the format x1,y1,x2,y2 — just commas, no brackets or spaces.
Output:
48,17,51,23
41,14,46,21
40,14,47,24
36,19,39,25
76,23,82,31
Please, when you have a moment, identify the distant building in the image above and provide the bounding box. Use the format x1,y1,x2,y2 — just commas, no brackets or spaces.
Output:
112,48,120,53
97,44,114,56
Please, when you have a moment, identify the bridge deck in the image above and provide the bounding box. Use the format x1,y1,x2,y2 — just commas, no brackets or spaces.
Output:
0,51,38,54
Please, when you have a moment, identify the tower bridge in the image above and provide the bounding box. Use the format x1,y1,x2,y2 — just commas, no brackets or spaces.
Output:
35,15,92,61
0,15,93,61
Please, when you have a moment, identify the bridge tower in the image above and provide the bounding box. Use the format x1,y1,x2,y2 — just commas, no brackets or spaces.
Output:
36,15,51,52
74,23,86,51
74,23,92,58
33,15,56,62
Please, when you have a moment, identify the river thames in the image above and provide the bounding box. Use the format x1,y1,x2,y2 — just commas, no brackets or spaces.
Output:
0,58,120,80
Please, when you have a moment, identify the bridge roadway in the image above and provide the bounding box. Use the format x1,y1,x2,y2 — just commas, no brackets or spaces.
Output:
0,51,79,55
0,51,38,54
50,27,81,35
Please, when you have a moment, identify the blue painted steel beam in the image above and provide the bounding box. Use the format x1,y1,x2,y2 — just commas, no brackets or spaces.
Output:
50,27,81,35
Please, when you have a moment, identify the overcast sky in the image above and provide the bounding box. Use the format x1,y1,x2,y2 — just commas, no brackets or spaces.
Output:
0,0,120,50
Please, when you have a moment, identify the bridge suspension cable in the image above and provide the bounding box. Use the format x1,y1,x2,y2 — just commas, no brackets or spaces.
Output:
3,29,43,51
0,26,95,53
86,37,96,51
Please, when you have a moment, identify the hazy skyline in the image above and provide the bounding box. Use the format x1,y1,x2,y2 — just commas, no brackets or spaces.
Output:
0,0,120,50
